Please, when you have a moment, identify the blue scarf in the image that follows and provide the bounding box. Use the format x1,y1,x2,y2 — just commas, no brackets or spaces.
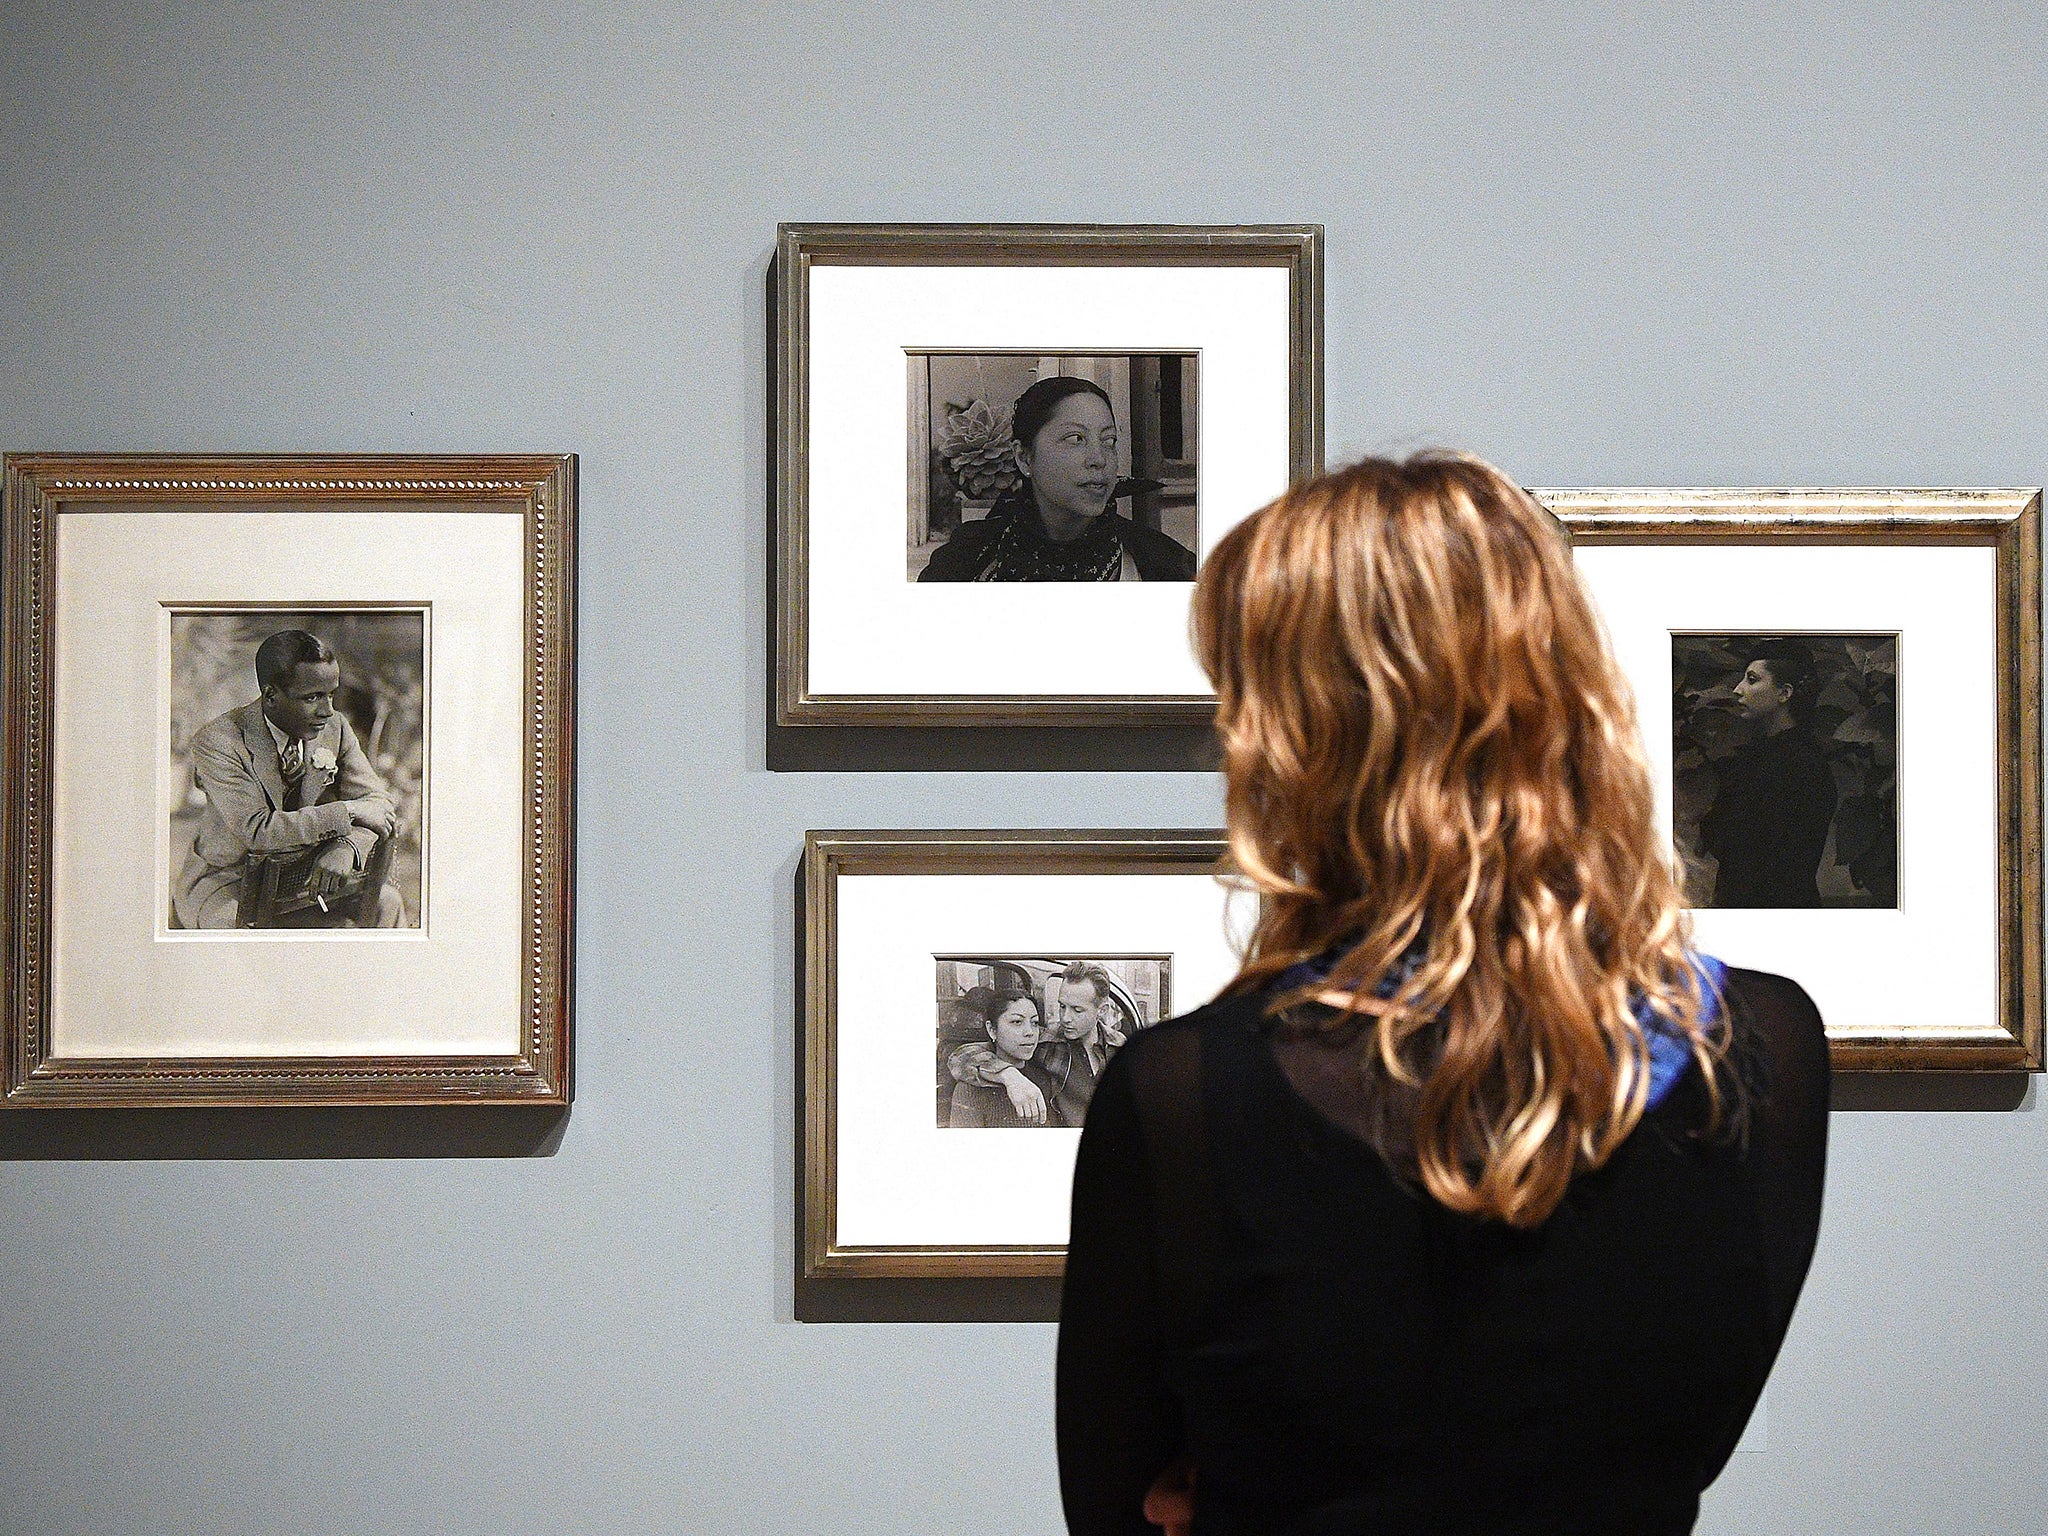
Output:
1275,943,1727,1109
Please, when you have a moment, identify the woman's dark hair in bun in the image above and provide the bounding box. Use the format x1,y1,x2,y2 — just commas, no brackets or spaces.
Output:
1011,375,1114,454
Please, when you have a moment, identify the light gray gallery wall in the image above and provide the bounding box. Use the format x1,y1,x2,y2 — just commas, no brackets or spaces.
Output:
2,2,2044,1531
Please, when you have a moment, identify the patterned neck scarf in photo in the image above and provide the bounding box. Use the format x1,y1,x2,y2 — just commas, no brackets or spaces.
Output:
971,485,1126,582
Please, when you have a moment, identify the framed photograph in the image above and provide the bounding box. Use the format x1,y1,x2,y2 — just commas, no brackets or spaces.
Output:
1546,488,2042,1070
2,454,575,1105
774,223,1323,726
801,830,1243,1279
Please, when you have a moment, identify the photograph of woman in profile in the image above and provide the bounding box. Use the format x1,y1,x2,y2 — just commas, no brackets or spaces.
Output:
917,376,1198,583
1056,454,1830,1535
1697,639,1841,908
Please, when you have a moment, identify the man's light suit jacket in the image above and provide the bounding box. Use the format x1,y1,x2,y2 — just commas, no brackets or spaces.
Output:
173,699,396,929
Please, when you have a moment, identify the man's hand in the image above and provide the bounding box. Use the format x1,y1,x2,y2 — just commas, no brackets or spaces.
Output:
308,839,358,898
346,799,396,839
998,1066,1047,1126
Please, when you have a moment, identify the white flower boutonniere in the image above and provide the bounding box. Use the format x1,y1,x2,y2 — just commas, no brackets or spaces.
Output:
307,744,338,776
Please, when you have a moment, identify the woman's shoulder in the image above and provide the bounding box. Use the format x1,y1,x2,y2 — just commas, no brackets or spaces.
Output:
1713,962,1831,1124
917,517,1004,581
949,1074,1038,1129
1101,992,1270,1108
1719,962,1816,1006
1120,990,1267,1053
945,1078,993,1125
1718,964,1825,1047
1114,517,1197,580
1756,725,1832,771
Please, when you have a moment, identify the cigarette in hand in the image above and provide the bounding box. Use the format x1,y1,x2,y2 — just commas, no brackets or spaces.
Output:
315,894,329,913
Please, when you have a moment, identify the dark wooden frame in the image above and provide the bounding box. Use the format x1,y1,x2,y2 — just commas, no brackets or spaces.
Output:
800,829,1228,1280
2,454,576,1106
772,222,1324,727
1543,486,2044,1072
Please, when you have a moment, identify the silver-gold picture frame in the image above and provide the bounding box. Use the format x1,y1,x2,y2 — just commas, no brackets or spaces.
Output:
800,829,1234,1280
773,222,1324,727
1544,487,2042,1072
2,453,576,1106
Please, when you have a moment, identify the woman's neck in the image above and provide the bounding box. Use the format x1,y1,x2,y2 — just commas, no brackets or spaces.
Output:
1031,491,1100,545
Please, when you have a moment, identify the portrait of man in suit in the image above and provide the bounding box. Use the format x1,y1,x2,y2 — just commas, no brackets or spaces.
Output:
172,627,412,930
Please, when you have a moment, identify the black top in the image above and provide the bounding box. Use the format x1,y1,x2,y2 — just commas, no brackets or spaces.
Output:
920,487,1197,583
1057,966,1829,1534
1699,729,1839,907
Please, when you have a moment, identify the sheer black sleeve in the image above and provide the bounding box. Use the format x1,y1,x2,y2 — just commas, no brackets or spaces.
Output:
1057,1033,1195,1536
1702,965,1831,1477
1059,976,1832,1519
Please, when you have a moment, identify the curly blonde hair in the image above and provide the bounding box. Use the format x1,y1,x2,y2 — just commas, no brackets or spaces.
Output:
1193,452,1725,1228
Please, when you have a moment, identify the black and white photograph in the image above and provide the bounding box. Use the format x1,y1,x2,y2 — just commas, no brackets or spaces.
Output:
907,351,1199,583
7,453,573,1105
776,225,1319,725
801,830,1237,1276
169,608,426,932
1671,632,1898,910
934,955,1170,1128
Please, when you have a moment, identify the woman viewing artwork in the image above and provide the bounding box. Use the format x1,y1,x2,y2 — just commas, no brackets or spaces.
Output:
1056,454,1831,1535
911,360,1199,583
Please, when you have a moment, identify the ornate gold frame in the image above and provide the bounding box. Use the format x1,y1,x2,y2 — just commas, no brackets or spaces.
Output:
800,829,1227,1279
2,454,576,1106
772,222,1324,727
1542,487,2043,1072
